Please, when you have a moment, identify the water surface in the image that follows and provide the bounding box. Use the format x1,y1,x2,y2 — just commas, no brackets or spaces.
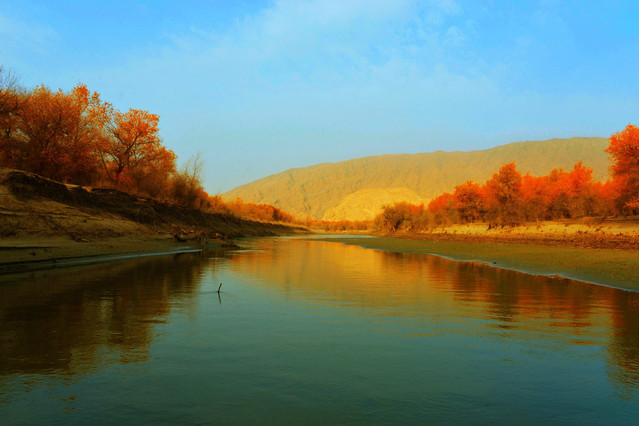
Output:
1,237,638,424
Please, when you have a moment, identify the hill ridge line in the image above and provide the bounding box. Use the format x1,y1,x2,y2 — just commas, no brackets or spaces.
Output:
224,137,609,220
234,136,607,185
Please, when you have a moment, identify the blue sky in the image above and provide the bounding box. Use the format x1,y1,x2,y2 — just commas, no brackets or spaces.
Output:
1,0,638,193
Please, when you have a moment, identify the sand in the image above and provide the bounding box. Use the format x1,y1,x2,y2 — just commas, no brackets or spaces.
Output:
0,233,231,275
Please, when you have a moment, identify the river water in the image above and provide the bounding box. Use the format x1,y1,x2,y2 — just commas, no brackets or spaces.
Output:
1,236,638,424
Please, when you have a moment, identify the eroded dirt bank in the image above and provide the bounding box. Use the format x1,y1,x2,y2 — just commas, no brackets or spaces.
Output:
0,168,305,270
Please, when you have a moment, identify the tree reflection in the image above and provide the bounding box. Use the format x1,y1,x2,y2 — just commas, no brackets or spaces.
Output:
231,238,639,395
0,252,214,377
2,238,638,401
608,291,639,397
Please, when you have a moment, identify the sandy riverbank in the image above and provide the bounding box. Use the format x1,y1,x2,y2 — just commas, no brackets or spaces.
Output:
386,219,639,250
0,167,304,274
317,236,639,291
0,234,229,275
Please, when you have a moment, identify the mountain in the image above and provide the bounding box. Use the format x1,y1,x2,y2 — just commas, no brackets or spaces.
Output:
223,137,610,221
322,187,425,222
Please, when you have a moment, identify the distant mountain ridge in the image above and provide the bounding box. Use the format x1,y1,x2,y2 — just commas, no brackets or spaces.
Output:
223,137,610,221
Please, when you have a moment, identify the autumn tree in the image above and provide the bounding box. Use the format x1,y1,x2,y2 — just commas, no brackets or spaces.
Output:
0,67,23,147
373,202,429,232
521,173,549,225
224,197,298,223
53,85,107,184
0,83,105,184
171,153,208,209
485,162,524,226
99,108,177,195
0,70,203,206
563,161,600,217
207,194,232,215
428,192,457,225
598,179,623,215
544,164,599,220
590,180,616,216
453,180,485,223
605,124,639,212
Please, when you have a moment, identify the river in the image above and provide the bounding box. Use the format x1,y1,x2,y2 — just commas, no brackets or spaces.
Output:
1,236,638,424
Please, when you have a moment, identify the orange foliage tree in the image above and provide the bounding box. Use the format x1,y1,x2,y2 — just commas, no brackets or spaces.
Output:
484,162,524,226
520,173,549,224
452,180,485,223
606,124,639,211
545,161,602,219
225,198,297,223
0,83,105,184
369,125,639,230
98,108,177,196
428,192,457,225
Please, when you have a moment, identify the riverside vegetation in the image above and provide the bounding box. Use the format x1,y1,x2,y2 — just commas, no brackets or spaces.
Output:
316,124,639,248
0,66,306,269
2,64,639,261
0,66,301,226
224,137,610,221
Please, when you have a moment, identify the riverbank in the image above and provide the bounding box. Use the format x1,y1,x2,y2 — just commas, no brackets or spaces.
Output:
384,219,639,250
0,168,305,274
0,234,213,275
316,236,639,291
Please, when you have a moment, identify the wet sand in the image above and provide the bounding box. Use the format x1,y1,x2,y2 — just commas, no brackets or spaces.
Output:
0,234,220,275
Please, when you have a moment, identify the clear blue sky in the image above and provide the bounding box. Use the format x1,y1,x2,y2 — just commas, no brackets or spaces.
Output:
1,0,638,193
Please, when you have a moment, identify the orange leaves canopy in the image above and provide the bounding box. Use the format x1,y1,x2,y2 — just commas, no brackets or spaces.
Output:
0,83,106,184
453,180,484,223
606,124,639,209
606,124,639,179
0,69,178,198
97,108,176,193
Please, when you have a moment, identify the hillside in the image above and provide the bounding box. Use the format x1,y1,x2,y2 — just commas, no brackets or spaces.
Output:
224,137,610,221
323,187,425,222
0,168,303,270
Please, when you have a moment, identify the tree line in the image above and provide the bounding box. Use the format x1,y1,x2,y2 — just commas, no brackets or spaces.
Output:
4,66,636,230
374,124,639,232
0,67,189,197
0,66,300,225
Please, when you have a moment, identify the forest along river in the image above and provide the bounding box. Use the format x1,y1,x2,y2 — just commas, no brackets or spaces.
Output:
1,236,638,425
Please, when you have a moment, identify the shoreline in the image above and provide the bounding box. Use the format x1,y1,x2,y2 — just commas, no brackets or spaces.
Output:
3,232,638,291
0,167,306,277
0,234,235,277
314,235,639,292
0,246,203,276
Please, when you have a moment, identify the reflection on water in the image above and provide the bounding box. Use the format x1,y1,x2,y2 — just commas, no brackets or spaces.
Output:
1,237,638,424
0,251,215,378
230,239,639,396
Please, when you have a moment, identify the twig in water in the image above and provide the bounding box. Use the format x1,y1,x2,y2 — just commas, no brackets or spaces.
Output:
217,283,222,293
